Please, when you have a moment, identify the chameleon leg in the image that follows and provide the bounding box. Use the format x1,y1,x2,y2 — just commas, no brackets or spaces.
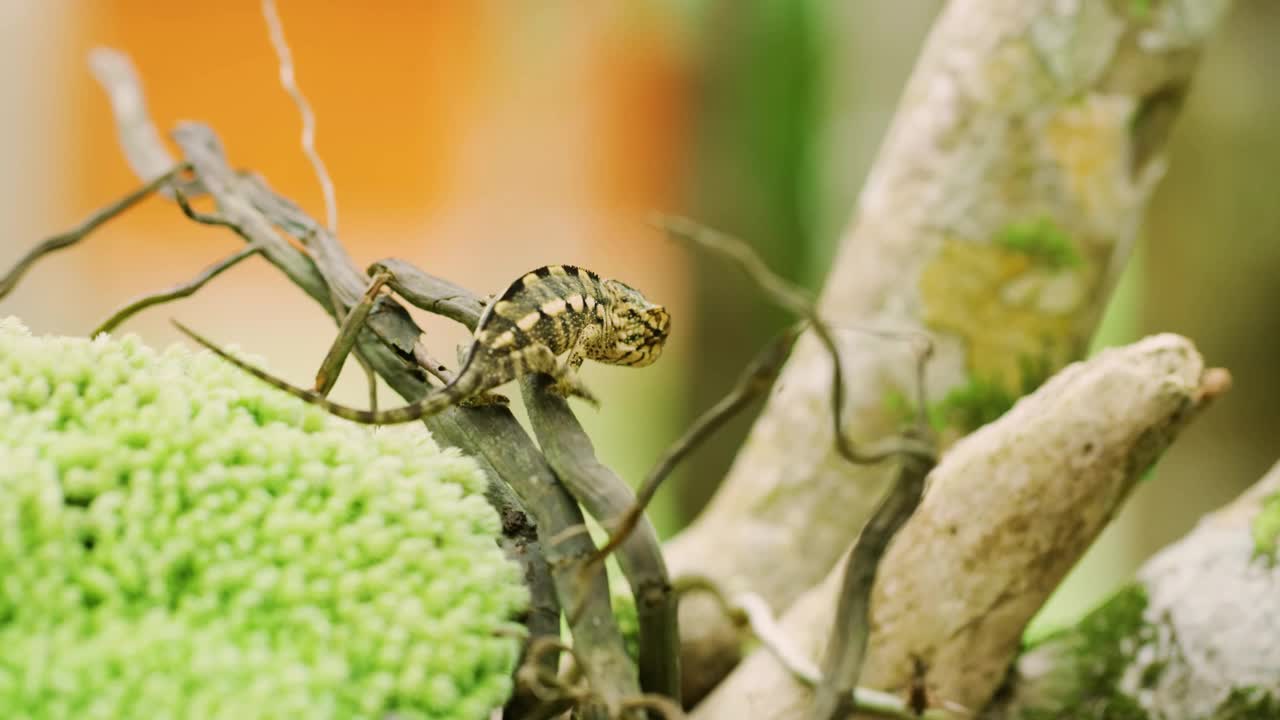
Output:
563,323,599,373
453,344,510,407
524,344,599,406
312,270,393,396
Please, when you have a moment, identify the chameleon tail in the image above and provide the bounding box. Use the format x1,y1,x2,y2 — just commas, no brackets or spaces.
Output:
172,320,460,424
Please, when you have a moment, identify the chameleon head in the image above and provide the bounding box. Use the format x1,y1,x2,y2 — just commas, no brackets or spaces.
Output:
600,279,670,367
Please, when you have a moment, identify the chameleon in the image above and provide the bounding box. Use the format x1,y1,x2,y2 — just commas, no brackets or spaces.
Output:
174,264,670,424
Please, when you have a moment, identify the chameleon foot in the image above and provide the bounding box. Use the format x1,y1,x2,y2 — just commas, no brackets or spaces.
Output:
550,375,599,407
460,391,510,408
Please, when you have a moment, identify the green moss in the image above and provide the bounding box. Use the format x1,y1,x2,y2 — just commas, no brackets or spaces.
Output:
1213,687,1280,719
0,319,527,720
612,583,641,664
885,377,1014,435
931,376,1019,434
1251,492,1280,562
886,354,1054,435
996,217,1081,271
1016,585,1152,720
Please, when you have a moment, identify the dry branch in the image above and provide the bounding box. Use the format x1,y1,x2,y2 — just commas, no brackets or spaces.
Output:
666,0,1233,700
691,334,1226,719
92,245,261,337
0,168,185,301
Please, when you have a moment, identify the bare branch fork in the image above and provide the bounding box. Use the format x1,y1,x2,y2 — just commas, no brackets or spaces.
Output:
0,166,189,302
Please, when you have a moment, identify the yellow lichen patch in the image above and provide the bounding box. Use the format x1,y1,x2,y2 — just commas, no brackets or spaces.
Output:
920,237,1095,390
1044,96,1135,225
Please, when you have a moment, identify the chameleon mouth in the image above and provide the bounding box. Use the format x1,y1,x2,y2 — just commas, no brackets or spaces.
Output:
645,308,671,340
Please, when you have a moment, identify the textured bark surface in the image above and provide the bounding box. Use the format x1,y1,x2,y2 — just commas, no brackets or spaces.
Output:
667,0,1232,701
986,461,1280,720
690,334,1224,719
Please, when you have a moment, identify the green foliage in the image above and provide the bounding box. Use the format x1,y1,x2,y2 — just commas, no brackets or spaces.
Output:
0,318,526,720
1214,687,1280,719
1018,585,1151,720
1252,491,1280,562
996,216,1082,271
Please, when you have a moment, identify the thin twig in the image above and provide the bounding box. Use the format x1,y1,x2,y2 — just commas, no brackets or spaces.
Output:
313,271,393,396
92,246,262,337
672,578,951,720
810,452,934,720
584,324,802,571
655,216,941,719
656,215,936,465
570,234,935,674
173,186,248,231
310,268,392,412
261,0,338,232
0,168,186,301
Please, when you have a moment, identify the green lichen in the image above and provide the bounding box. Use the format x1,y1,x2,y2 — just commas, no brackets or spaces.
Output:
996,217,1081,271
1016,585,1152,720
885,377,1014,436
885,354,1054,436
1213,686,1280,719
1251,492,1280,562
0,318,527,720
931,376,1020,435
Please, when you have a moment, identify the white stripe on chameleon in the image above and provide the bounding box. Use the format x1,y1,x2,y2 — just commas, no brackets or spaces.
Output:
516,312,540,331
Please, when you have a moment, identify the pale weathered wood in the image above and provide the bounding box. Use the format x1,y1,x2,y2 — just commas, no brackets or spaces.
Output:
692,334,1225,718
667,0,1233,700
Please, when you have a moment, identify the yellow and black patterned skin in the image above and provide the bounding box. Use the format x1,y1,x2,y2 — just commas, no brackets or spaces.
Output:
177,264,670,425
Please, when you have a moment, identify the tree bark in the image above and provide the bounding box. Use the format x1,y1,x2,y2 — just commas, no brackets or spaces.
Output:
667,0,1233,701
690,334,1228,719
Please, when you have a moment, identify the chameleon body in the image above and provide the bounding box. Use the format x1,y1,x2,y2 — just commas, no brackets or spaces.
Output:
176,264,670,424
